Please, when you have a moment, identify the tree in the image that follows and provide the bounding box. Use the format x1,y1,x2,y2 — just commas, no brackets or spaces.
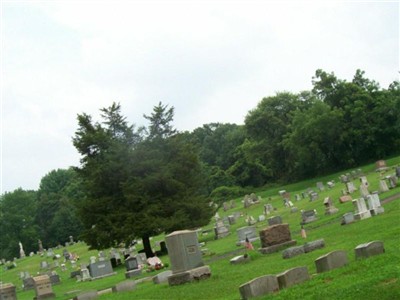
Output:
73,102,213,257
0,188,39,260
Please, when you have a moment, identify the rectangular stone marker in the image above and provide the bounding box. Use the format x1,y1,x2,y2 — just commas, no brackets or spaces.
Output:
353,198,371,220
214,222,230,239
315,250,348,273
324,197,338,215
239,275,279,299
355,241,385,259
267,216,282,226
341,212,355,225
73,290,98,300
167,265,211,286
236,226,259,246
366,193,384,216
301,210,318,225
339,195,353,203
379,180,389,193
303,239,325,253
23,276,35,290
316,182,325,191
259,224,296,254
0,282,17,300
153,270,173,284
277,266,310,289
125,256,138,271
112,280,136,293
375,160,388,171
346,182,357,194
33,274,56,299
282,246,305,259
88,260,114,279
165,230,204,274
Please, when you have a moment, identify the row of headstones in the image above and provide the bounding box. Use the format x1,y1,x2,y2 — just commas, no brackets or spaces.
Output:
239,241,385,299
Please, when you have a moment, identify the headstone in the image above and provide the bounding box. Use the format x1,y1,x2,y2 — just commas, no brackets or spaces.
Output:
388,175,397,188
264,204,273,215
379,180,389,193
88,260,114,279
316,182,325,191
89,256,96,264
0,282,17,300
153,270,173,284
359,183,370,198
303,239,325,253
33,275,56,299
366,193,384,216
327,181,335,189
239,275,279,299
80,268,91,281
40,261,49,269
258,215,266,222
355,241,385,259
301,210,318,225
228,215,236,225
267,216,282,226
339,195,352,203
230,200,236,208
167,265,211,286
323,197,338,215
19,241,26,258
309,192,319,202
340,174,349,183
396,166,400,178
315,250,349,273
375,160,388,171
290,207,298,213
353,198,371,220
230,254,251,264
73,290,98,300
259,224,297,254
49,272,61,285
236,226,259,246
246,216,256,226
277,266,310,289
346,182,357,194
23,276,35,290
295,194,301,201
112,280,136,293
124,256,141,279
214,221,230,239
223,202,230,212
282,246,305,259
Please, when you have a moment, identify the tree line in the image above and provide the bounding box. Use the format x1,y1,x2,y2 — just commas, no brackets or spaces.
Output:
1,69,399,259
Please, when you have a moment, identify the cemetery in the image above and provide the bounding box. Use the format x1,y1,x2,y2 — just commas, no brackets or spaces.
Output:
1,158,399,299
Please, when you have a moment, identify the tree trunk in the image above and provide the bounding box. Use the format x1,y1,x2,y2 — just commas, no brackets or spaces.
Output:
142,236,154,258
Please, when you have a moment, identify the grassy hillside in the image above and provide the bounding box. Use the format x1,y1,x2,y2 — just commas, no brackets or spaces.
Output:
1,156,400,300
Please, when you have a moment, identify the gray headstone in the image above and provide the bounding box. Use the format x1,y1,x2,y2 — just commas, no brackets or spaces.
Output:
88,260,114,279
355,241,385,259
239,275,279,300
73,290,98,300
267,216,282,226
112,280,136,293
315,250,348,273
152,270,173,284
277,266,310,289
303,239,325,253
282,246,305,259
0,283,17,300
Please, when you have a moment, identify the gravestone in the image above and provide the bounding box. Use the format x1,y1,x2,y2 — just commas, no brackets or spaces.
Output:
40,261,49,269
88,260,115,279
309,192,319,202
366,193,384,216
346,182,357,194
264,204,273,215
73,290,98,300
23,276,35,290
259,224,296,254
379,180,389,193
315,250,348,273
290,207,298,213
359,183,370,198
359,176,369,186
282,246,304,259
228,215,236,225
230,200,236,208
301,210,318,225
223,202,230,211
327,181,335,189
0,282,17,300
277,266,310,289
341,212,355,225
353,198,371,220
340,174,349,183
339,195,352,203
396,166,400,178
49,272,61,285
316,182,325,191
165,230,211,286
375,160,388,171
153,270,173,284
355,241,385,259
125,256,142,279
258,215,266,222
214,221,230,239
236,226,259,246
112,280,136,293
295,194,301,201
303,239,325,253
80,268,91,281
388,175,397,188
33,274,56,299
267,216,282,226
239,275,279,299
323,197,338,215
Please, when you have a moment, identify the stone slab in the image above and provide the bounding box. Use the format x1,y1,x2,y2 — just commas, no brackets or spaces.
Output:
125,268,142,279
239,275,279,300
259,240,297,254
277,266,310,289
167,265,211,286
355,241,385,259
282,245,305,259
153,270,173,284
315,250,348,273
303,239,325,253
0,282,17,300
112,280,136,293
73,290,98,300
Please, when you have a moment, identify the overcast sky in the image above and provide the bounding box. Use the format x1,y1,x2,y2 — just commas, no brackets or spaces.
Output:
1,1,399,193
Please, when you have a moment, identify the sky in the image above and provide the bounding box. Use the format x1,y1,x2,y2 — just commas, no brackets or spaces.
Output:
1,0,399,193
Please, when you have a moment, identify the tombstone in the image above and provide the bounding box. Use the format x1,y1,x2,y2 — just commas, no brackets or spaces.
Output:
228,215,236,225
250,193,260,203
301,192,307,199
70,270,81,279
214,212,220,221
355,241,385,259
80,268,91,281
63,249,70,260
40,261,49,270
315,250,349,273
112,280,136,293
316,182,325,191
258,215,266,222
264,204,273,215
69,235,74,244
309,192,319,202
165,230,211,286
340,174,349,183
23,276,35,290
346,182,357,194
282,246,305,259
88,260,115,279
375,160,388,171
73,290,98,300
230,254,251,264
239,275,279,299
353,198,371,220
387,175,397,188
277,266,310,289
38,239,44,254
236,226,259,246
379,180,390,193
342,211,357,225
359,183,370,198
243,195,252,208
366,193,384,216
267,216,282,226
303,239,325,253
153,270,173,284
49,272,61,285
61,264,67,271
46,248,54,258
246,216,256,226
89,256,97,264
33,275,56,299
259,224,297,254
214,221,230,239
339,195,352,203
396,166,400,178
278,190,286,196
0,282,17,300
290,207,298,213
301,210,318,225
124,256,141,279
323,197,338,215
223,202,230,212
327,181,335,189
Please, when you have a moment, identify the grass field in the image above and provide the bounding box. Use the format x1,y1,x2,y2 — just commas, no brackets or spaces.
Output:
1,157,400,299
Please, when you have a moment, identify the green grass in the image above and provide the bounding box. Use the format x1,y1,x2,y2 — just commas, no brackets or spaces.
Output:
1,158,400,299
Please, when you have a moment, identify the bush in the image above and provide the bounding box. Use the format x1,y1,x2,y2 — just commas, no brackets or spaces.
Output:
209,185,247,204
